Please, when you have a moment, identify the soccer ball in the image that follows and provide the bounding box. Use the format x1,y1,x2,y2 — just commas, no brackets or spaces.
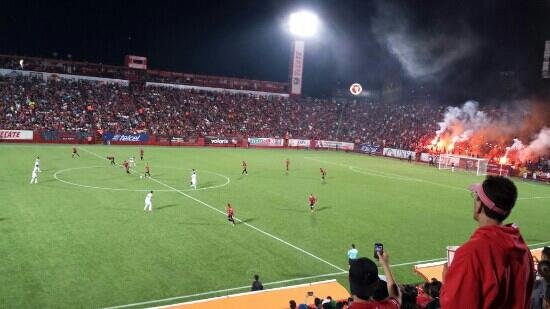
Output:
140,175,143,179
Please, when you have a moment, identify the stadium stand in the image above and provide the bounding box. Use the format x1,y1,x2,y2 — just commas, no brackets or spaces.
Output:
0,72,443,149
2,56,549,176
155,280,349,309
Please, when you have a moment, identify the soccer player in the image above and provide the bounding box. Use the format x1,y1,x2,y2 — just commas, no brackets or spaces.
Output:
34,156,41,172
107,156,116,165
129,156,136,168
242,161,248,175
72,146,80,158
190,169,197,189
144,191,153,212
226,203,236,226
30,166,39,184
308,193,317,212
451,162,455,173
140,148,144,161
122,160,130,174
320,168,327,183
144,162,151,177
285,158,290,174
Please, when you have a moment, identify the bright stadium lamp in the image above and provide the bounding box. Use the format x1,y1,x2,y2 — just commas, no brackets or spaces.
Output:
288,11,319,97
289,11,319,38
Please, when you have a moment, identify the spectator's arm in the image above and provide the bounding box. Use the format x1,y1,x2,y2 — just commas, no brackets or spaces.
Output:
378,251,401,303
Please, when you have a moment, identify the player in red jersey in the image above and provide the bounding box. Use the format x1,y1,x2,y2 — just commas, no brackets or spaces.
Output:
122,160,130,174
241,161,248,175
72,147,80,158
308,193,317,213
320,168,327,183
285,158,290,174
106,156,116,165
144,162,151,177
226,203,236,226
140,148,144,161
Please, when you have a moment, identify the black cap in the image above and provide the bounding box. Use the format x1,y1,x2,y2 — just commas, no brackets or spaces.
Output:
349,257,380,300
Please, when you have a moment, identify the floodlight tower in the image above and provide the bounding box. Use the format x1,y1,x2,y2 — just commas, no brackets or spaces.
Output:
288,11,319,96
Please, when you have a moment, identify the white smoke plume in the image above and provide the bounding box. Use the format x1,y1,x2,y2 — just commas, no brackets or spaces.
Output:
385,31,478,80
519,127,550,162
434,101,489,143
371,2,479,81
504,138,525,159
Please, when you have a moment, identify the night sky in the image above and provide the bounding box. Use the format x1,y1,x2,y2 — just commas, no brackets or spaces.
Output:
1,0,549,100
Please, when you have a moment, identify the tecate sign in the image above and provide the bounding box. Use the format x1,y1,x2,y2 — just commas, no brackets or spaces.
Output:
0,130,33,140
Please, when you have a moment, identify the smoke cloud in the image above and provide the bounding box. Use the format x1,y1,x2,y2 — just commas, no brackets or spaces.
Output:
371,2,479,81
431,99,550,162
519,128,550,162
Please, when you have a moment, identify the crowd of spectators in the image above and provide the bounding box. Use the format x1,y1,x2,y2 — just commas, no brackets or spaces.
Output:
0,74,443,151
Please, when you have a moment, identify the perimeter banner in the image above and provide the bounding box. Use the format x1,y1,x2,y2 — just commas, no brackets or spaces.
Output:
0,129,33,140
288,139,310,147
248,137,284,147
383,147,416,159
315,140,354,150
103,133,149,142
359,143,381,154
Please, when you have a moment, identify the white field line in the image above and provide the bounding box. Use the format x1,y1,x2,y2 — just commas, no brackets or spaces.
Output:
78,147,345,273
100,240,550,309
53,166,230,192
305,157,550,200
103,241,550,309
102,274,344,309
150,280,339,309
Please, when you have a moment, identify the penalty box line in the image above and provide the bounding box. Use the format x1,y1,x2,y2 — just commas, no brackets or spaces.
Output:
78,147,346,274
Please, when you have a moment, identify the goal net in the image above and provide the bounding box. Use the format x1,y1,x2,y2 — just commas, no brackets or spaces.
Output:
438,154,489,176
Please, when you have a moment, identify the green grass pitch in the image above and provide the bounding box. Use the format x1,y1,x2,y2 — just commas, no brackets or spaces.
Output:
1,144,548,308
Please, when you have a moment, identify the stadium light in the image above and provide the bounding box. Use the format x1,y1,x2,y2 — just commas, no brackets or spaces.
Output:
288,11,319,38
288,11,319,97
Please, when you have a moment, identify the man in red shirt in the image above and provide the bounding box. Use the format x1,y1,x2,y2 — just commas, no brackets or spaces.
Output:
440,176,535,309
348,252,401,308
226,203,236,226
308,194,317,213
122,160,130,174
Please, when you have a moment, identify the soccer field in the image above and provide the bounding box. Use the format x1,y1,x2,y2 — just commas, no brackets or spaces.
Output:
1,144,548,308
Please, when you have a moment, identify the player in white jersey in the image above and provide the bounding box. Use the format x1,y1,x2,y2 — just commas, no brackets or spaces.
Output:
190,169,197,190
34,156,41,172
30,166,39,184
129,156,136,168
144,191,153,212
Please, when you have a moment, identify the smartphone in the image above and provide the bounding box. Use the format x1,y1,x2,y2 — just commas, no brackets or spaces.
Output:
374,243,384,259
307,291,314,296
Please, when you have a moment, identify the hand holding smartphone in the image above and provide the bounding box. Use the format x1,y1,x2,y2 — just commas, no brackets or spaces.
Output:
374,243,384,259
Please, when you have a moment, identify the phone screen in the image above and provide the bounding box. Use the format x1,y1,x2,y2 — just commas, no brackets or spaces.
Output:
374,243,384,259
